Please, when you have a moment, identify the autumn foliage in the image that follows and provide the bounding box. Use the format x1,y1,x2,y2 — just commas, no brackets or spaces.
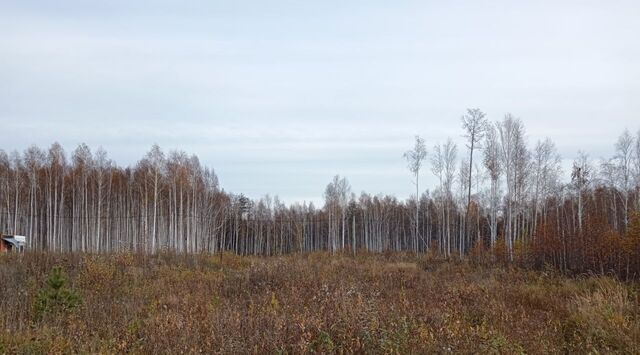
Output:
525,188,640,279
1,252,639,353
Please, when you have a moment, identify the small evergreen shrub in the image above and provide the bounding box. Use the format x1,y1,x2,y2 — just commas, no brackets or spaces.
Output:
34,267,80,320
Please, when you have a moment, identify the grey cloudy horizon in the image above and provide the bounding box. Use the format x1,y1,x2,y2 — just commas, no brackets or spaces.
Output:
1,0,639,205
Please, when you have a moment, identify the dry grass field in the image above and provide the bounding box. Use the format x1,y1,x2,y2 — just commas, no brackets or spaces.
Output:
1,252,639,354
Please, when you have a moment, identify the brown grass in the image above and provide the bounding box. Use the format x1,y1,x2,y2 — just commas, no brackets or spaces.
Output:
1,251,639,354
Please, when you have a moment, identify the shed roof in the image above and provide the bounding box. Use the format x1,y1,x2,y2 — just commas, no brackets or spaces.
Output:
2,235,26,247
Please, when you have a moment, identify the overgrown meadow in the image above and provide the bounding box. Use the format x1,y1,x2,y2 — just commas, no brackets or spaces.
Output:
1,252,639,354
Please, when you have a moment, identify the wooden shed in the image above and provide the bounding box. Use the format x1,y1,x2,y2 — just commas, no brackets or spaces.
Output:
1,235,26,252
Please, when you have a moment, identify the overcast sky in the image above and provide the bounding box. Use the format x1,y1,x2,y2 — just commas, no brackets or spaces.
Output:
1,0,639,205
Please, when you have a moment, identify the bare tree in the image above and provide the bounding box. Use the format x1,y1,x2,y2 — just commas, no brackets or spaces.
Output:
443,140,457,256
9,151,23,237
94,147,111,252
144,144,165,253
458,158,469,256
324,175,351,253
404,135,427,253
431,139,456,256
23,146,46,249
483,124,501,247
600,158,621,230
497,114,524,260
46,143,66,251
431,144,445,253
0,150,10,236
614,129,634,230
531,139,561,239
71,144,93,252
571,151,591,235
461,108,487,245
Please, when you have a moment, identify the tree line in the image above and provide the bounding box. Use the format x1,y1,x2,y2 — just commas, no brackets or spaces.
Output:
1,111,639,276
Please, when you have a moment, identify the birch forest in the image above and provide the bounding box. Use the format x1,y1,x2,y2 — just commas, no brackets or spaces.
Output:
2,112,640,277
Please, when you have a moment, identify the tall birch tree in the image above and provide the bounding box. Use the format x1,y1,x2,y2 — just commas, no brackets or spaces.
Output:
404,135,427,253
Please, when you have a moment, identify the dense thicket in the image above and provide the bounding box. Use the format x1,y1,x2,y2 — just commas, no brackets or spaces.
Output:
1,114,639,276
